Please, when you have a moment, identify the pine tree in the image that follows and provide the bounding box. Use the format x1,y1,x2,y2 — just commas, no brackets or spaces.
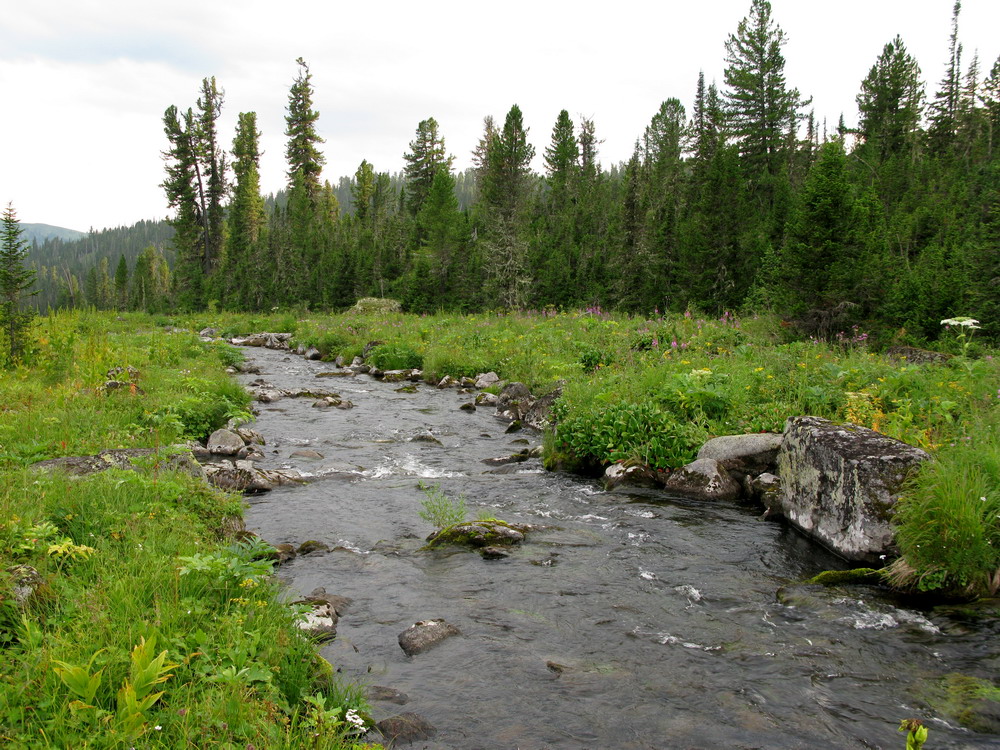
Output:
723,0,806,214
113,255,129,309
161,104,204,309
479,105,536,309
0,202,37,364
856,36,924,164
928,1,963,155
285,58,325,197
403,117,452,216
224,112,268,309
197,77,227,281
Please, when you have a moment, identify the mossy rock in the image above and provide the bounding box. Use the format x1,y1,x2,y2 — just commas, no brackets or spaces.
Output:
807,568,885,586
425,519,530,550
923,673,1000,733
346,297,402,315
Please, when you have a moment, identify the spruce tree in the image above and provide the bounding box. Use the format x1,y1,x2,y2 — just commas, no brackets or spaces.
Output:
161,105,205,310
856,36,924,164
0,202,37,364
224,112,268,309
403,118,452,216
723,0,805,213
479,104,536,309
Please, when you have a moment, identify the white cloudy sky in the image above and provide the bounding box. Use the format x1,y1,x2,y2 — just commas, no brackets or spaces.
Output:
2,0,998,232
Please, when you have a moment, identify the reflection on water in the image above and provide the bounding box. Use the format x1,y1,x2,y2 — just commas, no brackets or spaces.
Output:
240,346,1000,749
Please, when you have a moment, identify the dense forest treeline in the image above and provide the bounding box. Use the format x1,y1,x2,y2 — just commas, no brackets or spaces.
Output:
27,0,1000,342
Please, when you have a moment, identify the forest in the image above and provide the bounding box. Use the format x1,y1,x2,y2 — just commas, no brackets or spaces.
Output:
25,0,1000,345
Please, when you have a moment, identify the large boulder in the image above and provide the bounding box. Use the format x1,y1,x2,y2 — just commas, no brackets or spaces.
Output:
776,416,930,563
663,458,742,502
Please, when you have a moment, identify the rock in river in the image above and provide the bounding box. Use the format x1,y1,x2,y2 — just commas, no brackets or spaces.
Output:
398,619,461,656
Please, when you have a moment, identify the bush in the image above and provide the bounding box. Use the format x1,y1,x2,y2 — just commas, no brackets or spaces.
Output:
366,343,422,371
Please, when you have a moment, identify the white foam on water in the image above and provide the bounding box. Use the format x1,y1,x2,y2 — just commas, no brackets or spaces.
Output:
625,508,655,519
674,584,703,602
359,454,464,480
578,514,609,522
639,569,658,580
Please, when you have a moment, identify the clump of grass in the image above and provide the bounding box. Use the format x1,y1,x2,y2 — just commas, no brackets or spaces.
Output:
417,482,467,530
891,417,1000,595
346,297,402,315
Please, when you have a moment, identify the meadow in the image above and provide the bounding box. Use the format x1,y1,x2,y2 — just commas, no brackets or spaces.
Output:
2,306,998,746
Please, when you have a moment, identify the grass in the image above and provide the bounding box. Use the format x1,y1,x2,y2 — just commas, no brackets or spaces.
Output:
0,310,379,749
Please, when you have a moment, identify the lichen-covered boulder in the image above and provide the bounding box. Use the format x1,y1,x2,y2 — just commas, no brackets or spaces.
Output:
663,458,741,501
776,416,930,563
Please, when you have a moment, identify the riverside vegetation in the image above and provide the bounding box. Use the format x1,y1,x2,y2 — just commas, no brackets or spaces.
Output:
0,311,378,748
2,306,999,745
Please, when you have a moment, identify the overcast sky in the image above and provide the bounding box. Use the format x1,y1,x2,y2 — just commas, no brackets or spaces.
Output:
2,0,998,233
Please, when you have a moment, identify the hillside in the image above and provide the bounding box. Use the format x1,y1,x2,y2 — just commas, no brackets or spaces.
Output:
22,223,87,244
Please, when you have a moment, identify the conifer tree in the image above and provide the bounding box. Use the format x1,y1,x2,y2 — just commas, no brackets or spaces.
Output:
161,105,205,309
856,36,924,164
224,112,268,309
928,1,964,154
403,117,452,216
0,202,37,363
114,255,129,309
479,104,536,309
723,0,805,211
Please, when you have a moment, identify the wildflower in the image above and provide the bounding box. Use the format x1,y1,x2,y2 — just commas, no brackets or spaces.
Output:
154,726,162,731
940,317,980,329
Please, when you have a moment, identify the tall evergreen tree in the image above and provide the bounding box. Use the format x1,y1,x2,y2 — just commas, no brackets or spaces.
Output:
403,118,452,216
723,0,805,209
113,255,129,309
0,203,37,363
196,77,227,280
856,36,924,164
161,104,204,309
479,105,536,309
928,1,964,154
285,58,325,197
224,112,268,309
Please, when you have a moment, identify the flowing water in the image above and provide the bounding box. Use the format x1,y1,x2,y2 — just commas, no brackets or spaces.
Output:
238,345,1000,749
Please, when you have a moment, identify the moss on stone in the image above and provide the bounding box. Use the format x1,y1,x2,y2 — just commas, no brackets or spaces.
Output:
424,519,529,550
807,568,885,586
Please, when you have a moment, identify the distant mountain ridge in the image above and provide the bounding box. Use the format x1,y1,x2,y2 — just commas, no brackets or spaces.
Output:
23,223,88,243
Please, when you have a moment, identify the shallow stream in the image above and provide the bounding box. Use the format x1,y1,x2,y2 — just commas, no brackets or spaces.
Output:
239,345,1000,749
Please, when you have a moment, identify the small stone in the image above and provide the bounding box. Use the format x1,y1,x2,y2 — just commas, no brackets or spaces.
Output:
505,421,522,434
459,402,476,412
480,546,510,560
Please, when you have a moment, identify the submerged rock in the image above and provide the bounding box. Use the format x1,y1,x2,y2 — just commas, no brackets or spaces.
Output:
367,685,409,705
376,712,437,743
398,619,461,656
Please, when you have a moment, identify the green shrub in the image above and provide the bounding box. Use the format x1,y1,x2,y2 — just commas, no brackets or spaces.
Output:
366,343,422,371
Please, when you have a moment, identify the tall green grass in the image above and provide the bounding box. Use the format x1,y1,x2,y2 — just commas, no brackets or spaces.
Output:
0,310,378,749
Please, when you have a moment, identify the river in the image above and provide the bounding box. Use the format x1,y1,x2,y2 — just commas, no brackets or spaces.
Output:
238,344,1000,749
